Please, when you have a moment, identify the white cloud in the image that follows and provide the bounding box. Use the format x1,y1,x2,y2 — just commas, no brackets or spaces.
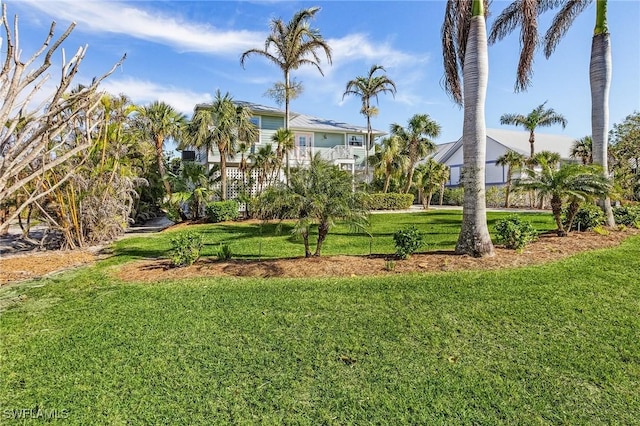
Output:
22,0,265,55
99,77,213,114
329,33,428,69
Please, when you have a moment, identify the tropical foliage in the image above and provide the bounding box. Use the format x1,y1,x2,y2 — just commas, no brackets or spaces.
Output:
369,136,407,193
415,159,450,209
609,111,640,201
495,150,526,208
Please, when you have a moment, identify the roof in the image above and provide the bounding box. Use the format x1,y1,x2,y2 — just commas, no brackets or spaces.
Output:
431,141,457,163
229,100,385,136
438,128,577,163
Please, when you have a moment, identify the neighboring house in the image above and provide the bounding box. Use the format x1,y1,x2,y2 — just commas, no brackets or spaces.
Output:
185,100,384,198
437,128,578,187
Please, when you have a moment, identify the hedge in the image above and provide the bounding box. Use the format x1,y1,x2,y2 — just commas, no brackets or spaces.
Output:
206,200,239,223
362,193,414,210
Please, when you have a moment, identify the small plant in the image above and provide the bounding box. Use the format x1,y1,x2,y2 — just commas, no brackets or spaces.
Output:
206,200,239,223
393,226,424,259
593,225,610,236
563,203,605,231
170,232,204,267
384,259,396,271
494,215,538,250
613,206,640,227
216,243,233,260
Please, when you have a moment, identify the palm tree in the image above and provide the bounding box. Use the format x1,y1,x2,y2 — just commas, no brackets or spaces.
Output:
250,144,279,192
570,136,593,165
391,114,440,194
343,64,397,183
136,101,186,195
495,150,526,208
271,127,295,180
544,0,615,226
488,0,562,92
415,159,450,209
370,135,407,193
188,90,257,200
500,102,568,158
516,160,611,236
531,150,562,168
240,6,332,131
442,0,494,257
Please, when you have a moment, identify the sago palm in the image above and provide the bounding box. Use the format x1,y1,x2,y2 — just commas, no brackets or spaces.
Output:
544,0,615,226
442,0,494,257
500,102,568,158
240,7,332,131
343,64,397,183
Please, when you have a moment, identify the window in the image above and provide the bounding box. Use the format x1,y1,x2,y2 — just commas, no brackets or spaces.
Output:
348,134,364,146
250,117,260,143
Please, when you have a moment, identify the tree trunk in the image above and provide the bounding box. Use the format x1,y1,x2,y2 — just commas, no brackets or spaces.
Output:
424,190,433,210
439,183,445,206
404,161,415,194
155,135,172,195
504,170,512,208
302,227,312,258
590,31,616,227
314,221,329,256
565,199,581,233
220,153,227,201
383,174,391,193
551,194,566,236
455,13,495,257
529,130,535,158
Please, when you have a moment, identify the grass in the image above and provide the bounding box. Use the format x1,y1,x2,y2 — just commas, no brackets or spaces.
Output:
113,210,556,262
1,211,638,424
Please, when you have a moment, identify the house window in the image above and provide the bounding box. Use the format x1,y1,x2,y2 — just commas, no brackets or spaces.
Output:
348,134,364,146
250,117,260,143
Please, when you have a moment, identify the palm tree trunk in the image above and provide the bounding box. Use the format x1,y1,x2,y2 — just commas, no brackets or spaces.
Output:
551,194,566,236
220,154,227,201
528,130,535,158
155,135,171,195
366,113,371,185
302,227,312,258
404,163,415,194
504,171,512,208
314,221,329,256
455,10,495,257
590,27,615,227
284,71,290,131
383,174,391,193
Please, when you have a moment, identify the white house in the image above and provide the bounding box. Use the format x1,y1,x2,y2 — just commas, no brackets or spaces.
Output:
437,128,578,187
186,101,385,198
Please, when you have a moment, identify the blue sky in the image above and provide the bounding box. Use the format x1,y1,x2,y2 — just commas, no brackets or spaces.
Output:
11,0,640,151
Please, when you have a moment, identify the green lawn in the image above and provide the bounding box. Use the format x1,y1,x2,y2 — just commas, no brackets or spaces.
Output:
113,210,556,261
1,211,639,424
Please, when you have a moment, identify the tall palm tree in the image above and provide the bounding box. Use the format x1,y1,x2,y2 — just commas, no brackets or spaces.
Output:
500,102,568,158
516,160,611,236
343,64,397,183
188,90,257,200
136,101,186,195
570,136,593,165
488,0,562,92
442,0,494,257
495,150,526,208
240,6,332,131
391,114,440,194
544,0,615,227
370,135,407,193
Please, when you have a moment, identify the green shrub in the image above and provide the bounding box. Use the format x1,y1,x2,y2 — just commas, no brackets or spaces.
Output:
216,243,233,260
393,226,424,259
563,203,605,231
613,205,640,227
170,232,204,267
206,200,239,223
362,193,414,210
439,187,464,206
485,186,505,208
494,215,538,250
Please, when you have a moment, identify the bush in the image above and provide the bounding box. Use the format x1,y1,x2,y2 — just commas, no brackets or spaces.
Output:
393,226,424,259
206,200,239,223
216,243,233,260
494,215,538,250
438,187,464,206
485,186,505,208
563,203,605,231
613,205,640,227
170,232,204,267
361,193,414,210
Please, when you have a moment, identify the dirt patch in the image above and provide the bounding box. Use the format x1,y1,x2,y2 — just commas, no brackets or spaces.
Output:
114,229,639,282
0,250,98,285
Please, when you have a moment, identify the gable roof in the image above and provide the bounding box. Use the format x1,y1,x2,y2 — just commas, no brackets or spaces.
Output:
438,128,577,163
431,141,457,163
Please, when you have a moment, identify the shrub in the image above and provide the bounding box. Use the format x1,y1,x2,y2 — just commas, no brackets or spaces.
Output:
439,187,464,206
216,243,232,260
485,186,504,208
206,200,239,223
170,232,204,267
494,215,538,250
393,226,424,259
362,193,414,210
613,205,640,227
563,203,605,231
